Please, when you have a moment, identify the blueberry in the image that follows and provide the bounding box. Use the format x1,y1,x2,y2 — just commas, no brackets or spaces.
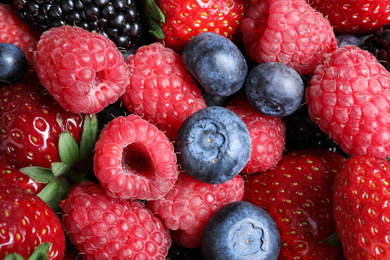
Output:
175,106,251,184
0,43,28,85
201,201,281,260
245,62,304,117
182,32,248,97
97,99,129,130
336,35,363,48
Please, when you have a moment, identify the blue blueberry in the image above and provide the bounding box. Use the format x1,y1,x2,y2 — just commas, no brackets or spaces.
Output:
201,201,281,260
336,34,363,48
175,106,251,184
245,62,304,117
0,43,28,85
97,100,129,130
182,32,248,97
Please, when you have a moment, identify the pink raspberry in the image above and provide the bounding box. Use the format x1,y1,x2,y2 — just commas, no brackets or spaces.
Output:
227,96,286,173
306,45,390,158
93,114,179,200
33,25,129,114
120,42,206,141
148,173,244,248
240,0,337,75
60,181,171,260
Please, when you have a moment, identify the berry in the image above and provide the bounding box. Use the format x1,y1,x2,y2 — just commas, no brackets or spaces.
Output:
93,114,179,200
0,43,27,85
244,149,345,259
0,179,65,259
0,78,84,169
148,172,244,248
175,106,251,184
336,34,363,48
33,25,129,114
182,32,248,97
0,3,40,69
13,0,143,50
310,0,390,36
244,62,305,117
361,24,390,70
333,155,390,259
305,45,390,158
120,42,206,141
200,201,281,260
60,181,171,259
240,0,337,75
227,96,286,174
146,0,251,53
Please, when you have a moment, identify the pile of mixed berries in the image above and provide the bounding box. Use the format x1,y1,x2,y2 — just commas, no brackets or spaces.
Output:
1,0,390,259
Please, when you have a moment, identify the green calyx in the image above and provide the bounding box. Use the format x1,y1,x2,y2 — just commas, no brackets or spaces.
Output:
4,243,51,260
144,0,165,39
20,114,98,212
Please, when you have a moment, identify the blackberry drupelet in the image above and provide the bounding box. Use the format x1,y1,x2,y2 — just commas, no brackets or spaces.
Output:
12,0,143,50
362,24,390,70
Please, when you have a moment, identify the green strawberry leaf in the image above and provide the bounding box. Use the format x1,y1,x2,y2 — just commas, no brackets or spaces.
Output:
4,253,25,260
19,167,55,183
37,179,71,213
79,114,98,162
144,0,165,39
324,231,342,246
51,162,70,177
58,130,80,165
3,243,50,260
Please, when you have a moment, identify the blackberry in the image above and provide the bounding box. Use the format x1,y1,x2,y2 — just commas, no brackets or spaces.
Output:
362,24,390,70
12,0,143,50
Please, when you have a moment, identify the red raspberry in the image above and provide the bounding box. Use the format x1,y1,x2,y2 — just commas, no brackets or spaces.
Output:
33,25,129,114
148,173,244,248
0,3,40,70
93,114,179,200
306,45,390,158
120,42,206,141
240,0,337,75
60,181,171,260
227,96,286,173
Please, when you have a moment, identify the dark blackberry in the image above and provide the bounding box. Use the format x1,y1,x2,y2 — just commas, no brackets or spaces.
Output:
12,0,143,50
362,24,390,70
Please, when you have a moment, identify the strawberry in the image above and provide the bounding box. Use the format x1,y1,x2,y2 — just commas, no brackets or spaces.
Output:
310,0,390,36
333,155,390,259
144,0,252,53
243,149,345,259
0,179,65,259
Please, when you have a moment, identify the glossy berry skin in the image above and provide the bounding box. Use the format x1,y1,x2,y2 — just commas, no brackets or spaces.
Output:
0,179,65,259
201,201,281,260
60,181,171,259
333,155,390,260
336,34,363,48
245,62,304,117
175,106,251,184
182,32,248,97
0,43,27,85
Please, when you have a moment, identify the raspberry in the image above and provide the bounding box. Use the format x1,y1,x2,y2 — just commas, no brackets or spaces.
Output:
93,114,179,200
305,45,390,158
33,25,129,114
60,181,171,259
148,173,244,248
227,96,286,173
120,42,206,141
240,0,337,75
0,3,40,70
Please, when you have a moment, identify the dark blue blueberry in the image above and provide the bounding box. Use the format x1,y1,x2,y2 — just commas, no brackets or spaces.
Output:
182,32,248,97
201,201,281,260
175,106,251,184
245,62,304,117
97,100,129,130
336,34,363,48
0,43,28,85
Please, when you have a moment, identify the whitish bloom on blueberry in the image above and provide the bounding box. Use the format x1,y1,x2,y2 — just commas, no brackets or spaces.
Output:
232,222,264,256
188,122,226,163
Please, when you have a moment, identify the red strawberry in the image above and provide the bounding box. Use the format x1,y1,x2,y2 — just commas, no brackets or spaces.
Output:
148,172,244,248
226,96,286,174
60,181,171,259
305,45,390,158
333,155,390,260
0,179,65,259
120,42,206,141
240,0,337,75
146,0,252,53
244,149,345,259
310,0,390,36
0,77,84,169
